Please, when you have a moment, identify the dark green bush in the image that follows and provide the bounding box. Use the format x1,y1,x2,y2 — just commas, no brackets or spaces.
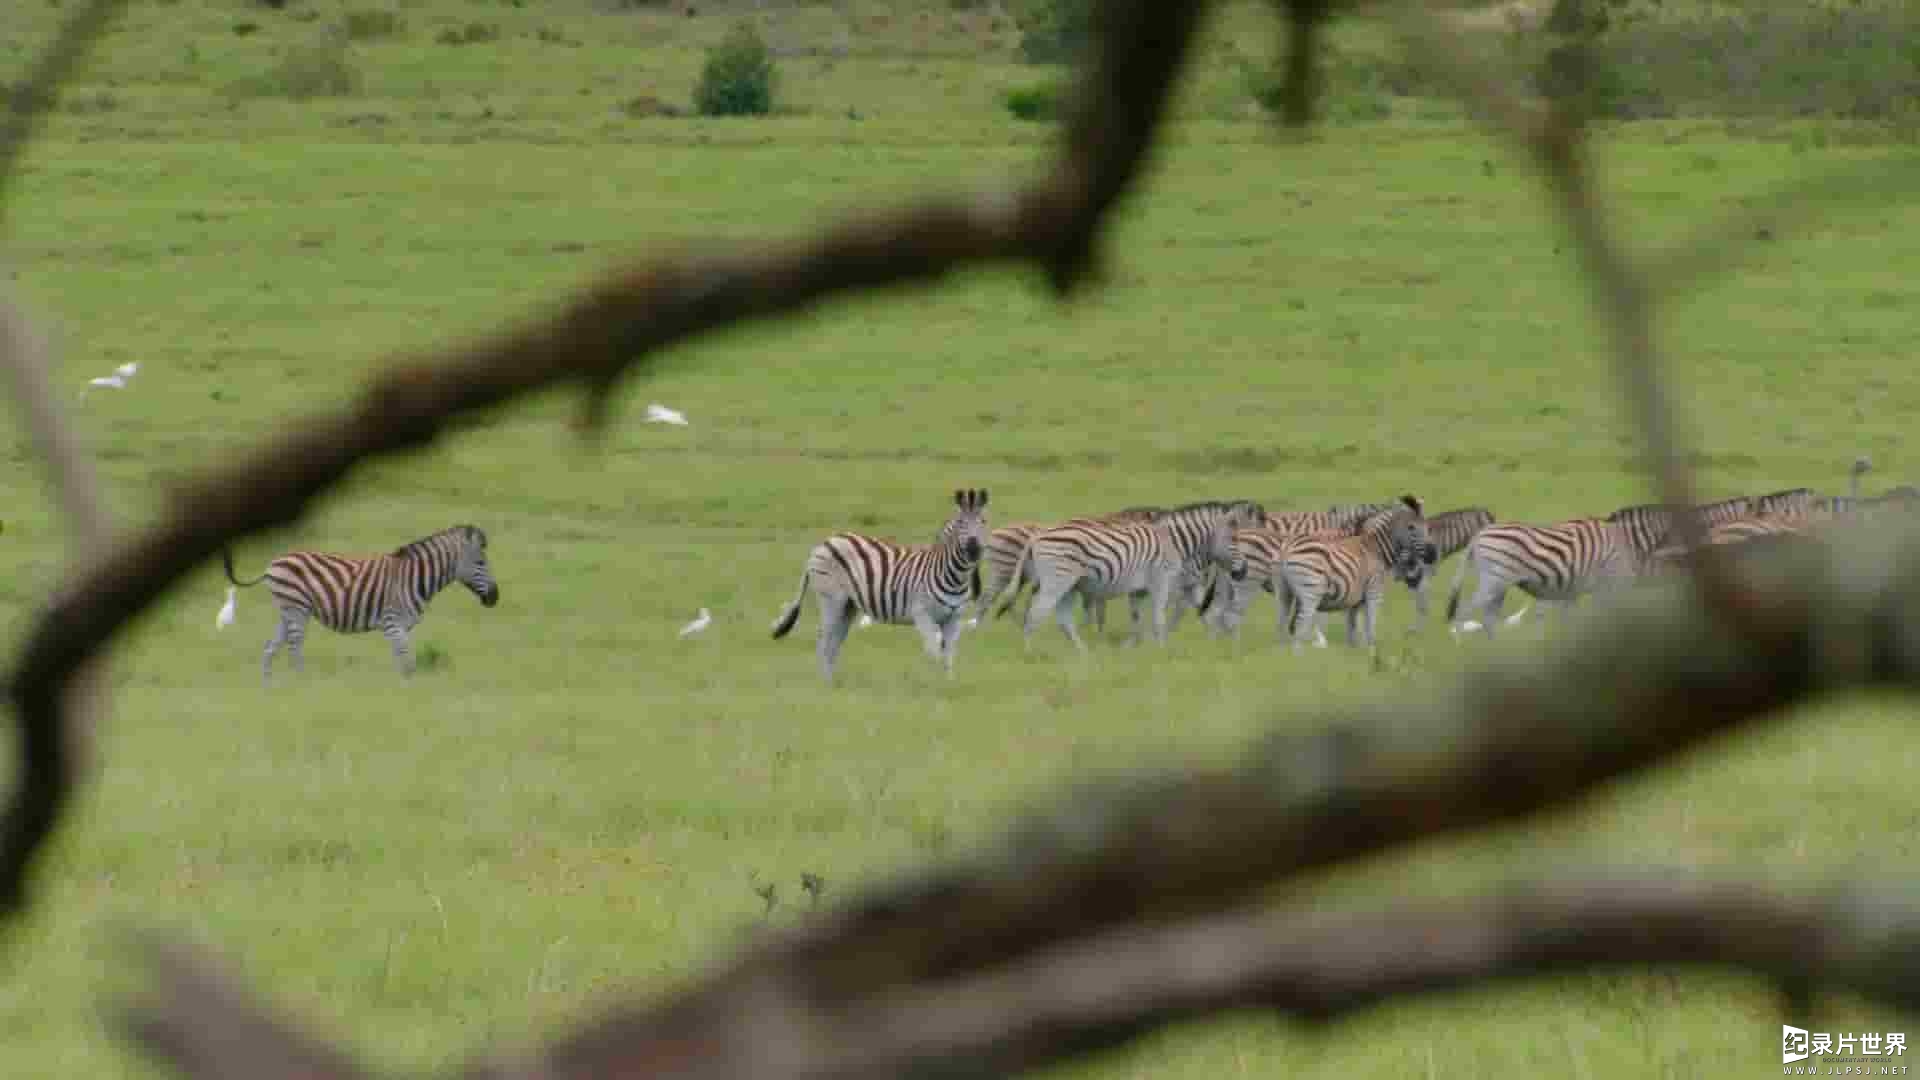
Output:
695,21,776,117
1001,81,1060,122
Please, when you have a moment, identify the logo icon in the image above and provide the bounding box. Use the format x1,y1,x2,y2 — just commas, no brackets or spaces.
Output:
1784,1025,1811,1064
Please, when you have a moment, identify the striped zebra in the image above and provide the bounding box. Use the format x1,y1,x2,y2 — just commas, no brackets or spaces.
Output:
1261,502,1400,536
1444,516,1644,638
1020,499,1265,653
1403,507,1495,622
1273,495,1433,652
770,488,990,684
221,524,500,683
981,506,1161,630
1205,524,1343,646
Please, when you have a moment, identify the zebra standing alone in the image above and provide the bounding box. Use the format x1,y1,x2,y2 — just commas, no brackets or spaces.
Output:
770,488,990,684
1444,515,1645,638
1272,495,1433,652
222,524,500,683
1019,499,1265,653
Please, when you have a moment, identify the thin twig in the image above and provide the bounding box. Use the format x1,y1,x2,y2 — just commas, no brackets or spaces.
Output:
0,0,1217,923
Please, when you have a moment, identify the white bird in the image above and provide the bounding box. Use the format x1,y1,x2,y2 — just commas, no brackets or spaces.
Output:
644,403,689,426
1450,603,1533,637
856,613,874,629
679,607,712,637
81,361,140,398
215,586,236,630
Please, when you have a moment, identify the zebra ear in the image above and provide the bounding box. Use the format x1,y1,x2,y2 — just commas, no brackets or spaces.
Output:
1400,494,1424,516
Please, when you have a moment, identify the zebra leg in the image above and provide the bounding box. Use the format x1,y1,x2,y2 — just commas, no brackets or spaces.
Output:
1287,588,1324,655
1024,579,1076,654
1346,607,1361,648
261,613,295,685
937,614,964,678
815,594,855,684
282,611,310,675
382,619,416,677
911,610,945,668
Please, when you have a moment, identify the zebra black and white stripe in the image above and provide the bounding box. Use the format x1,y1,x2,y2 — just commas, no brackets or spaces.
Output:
1262,502,1400,536
1206,525,1342,646
1404,507,1495,621
1020,499,1265,652
1444,516,1642,637
980,506,1161,630
770,488,990,684
221,524,500,682
1272,495,1433,651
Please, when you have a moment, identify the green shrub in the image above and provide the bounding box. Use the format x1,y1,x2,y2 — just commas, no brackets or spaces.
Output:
1001,81,1060,122
1010,0,1092,66
694,21,776,117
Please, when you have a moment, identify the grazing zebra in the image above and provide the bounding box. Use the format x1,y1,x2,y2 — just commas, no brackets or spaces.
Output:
770,488,990,684
982,506,1161,630
1272,495,1433,652
1021,499,1265,653
221,524,500,683
1444,516,1644,638
1404,506,1495,622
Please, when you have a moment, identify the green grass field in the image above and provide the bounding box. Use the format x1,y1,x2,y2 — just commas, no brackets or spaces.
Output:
4,1,1920,1075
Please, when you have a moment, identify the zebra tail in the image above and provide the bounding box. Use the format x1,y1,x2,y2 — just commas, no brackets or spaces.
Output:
221,547,270,588
1443,543,1474,623
994,534,1041,620
770,563,812,640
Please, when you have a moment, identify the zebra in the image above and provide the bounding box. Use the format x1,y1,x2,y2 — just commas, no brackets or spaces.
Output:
1202,504,1421,643
1604,494,1759,559
770,488,990,684
1205,524,1344,646
1273,495,1434,653
1020,499,1265,653
1261,502,1400,536
1403,506,1495,623
1443,516,1645,638
221,524,500,683
981,506,1161,631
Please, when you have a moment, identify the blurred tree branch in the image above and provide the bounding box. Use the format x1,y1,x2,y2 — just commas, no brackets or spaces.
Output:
0,0,1914,1077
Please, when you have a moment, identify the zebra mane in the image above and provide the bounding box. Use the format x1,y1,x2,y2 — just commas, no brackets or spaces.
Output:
1156,499,1266,522
1430,506,1494,525
392,524,484,559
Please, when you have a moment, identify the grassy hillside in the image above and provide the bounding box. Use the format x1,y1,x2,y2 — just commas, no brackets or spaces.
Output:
2,1,1919,1076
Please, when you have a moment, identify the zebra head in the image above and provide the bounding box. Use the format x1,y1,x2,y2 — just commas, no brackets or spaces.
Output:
943,488,991,564
452,524,499,608
1370,495,1434,581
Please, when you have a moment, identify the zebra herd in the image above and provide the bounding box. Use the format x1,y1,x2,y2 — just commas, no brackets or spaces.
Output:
211,461,1915,686
765,459,1919,684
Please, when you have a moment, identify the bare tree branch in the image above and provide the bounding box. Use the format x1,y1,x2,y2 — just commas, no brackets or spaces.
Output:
118,867,1920,1080
0,0,134,920
115,514,1920,1077
0,0,1913,1076
0,0,132,226
1386,2,1757,631
0,0,1219,919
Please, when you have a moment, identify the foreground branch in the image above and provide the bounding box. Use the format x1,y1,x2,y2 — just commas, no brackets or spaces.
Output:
0,0,1219,918
116,517,1920,1077
119,869,1920,1079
